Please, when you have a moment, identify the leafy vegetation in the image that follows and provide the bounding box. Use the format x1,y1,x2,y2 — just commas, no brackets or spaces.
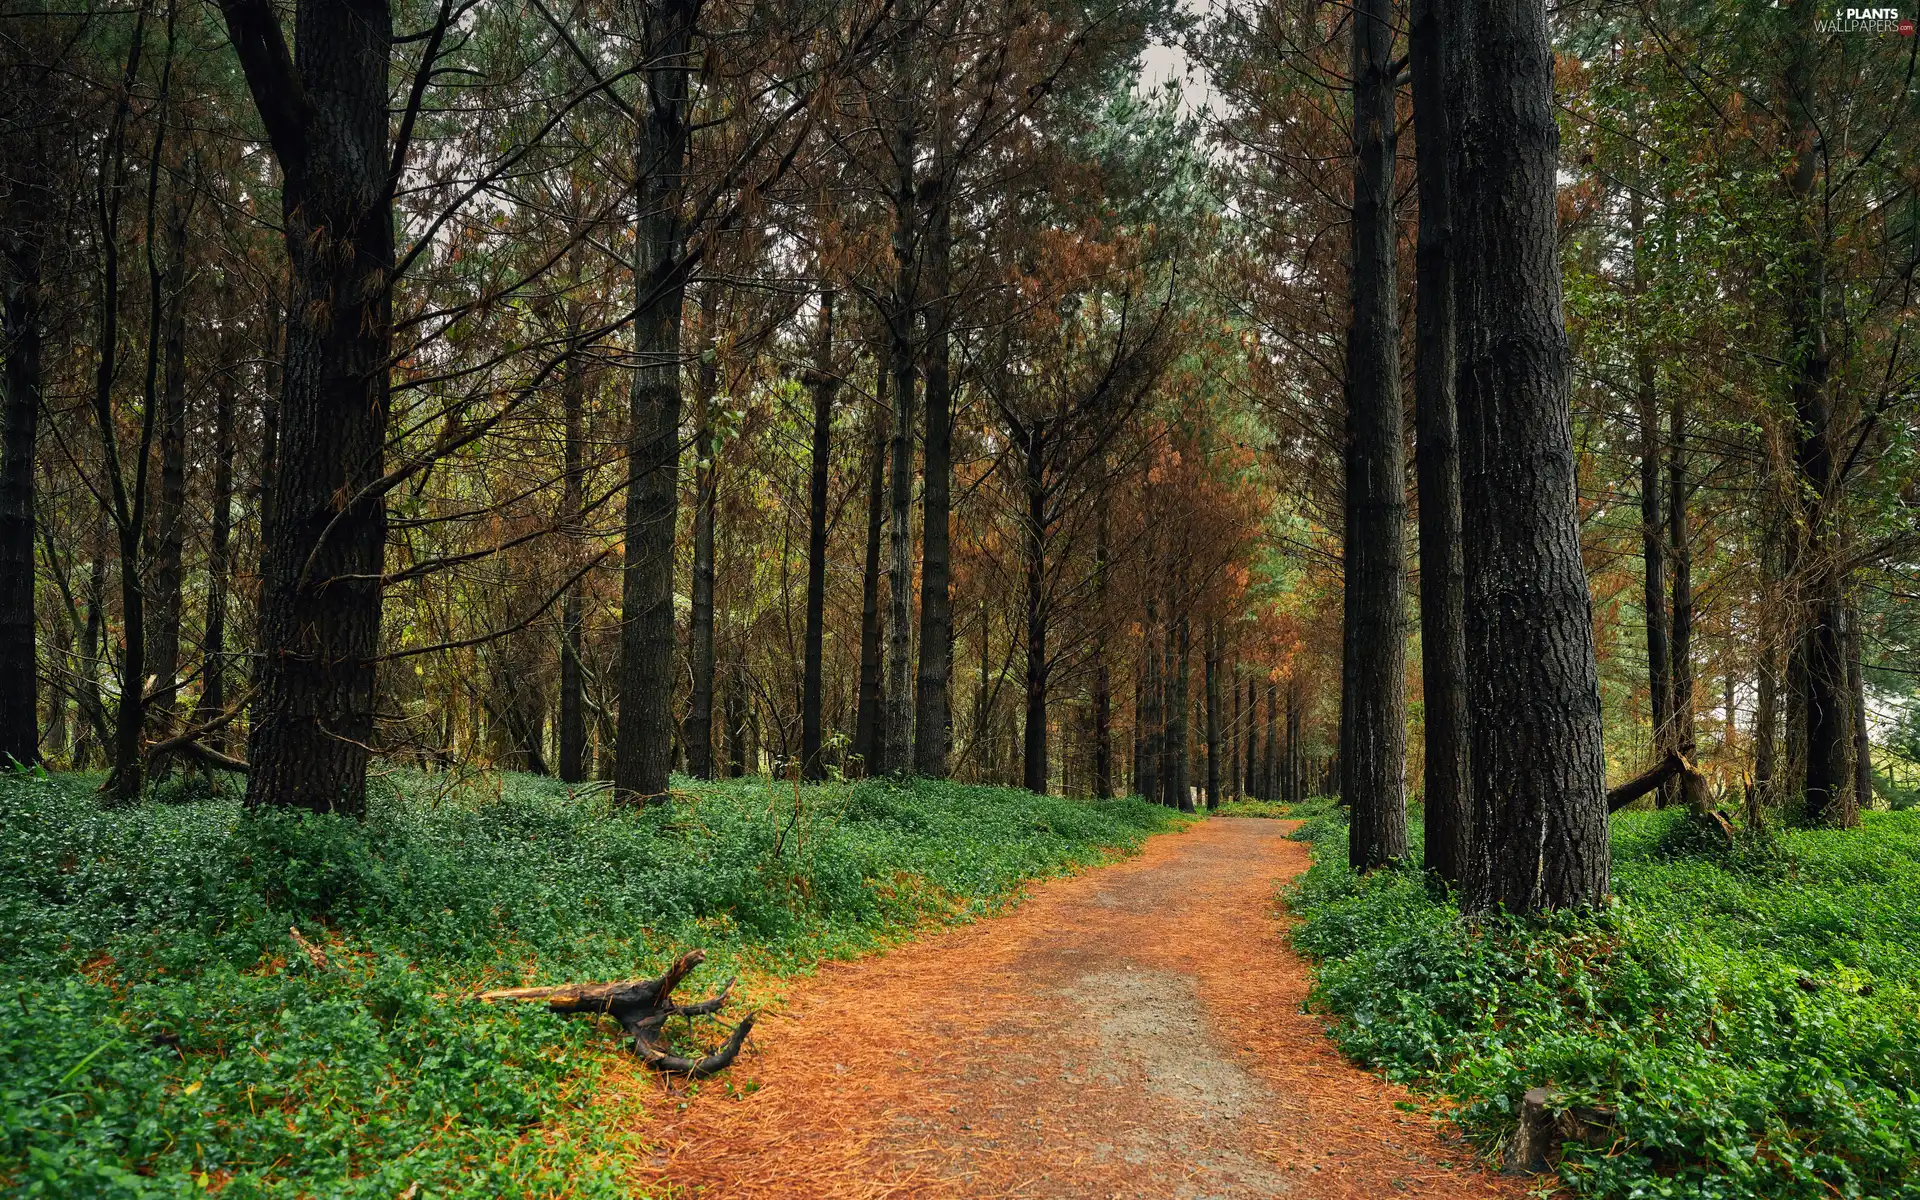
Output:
0,767,1181,1198
1285,804,1920,1198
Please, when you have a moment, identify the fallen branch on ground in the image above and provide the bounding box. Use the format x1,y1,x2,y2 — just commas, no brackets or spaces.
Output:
1606,749,1732,844
477,949,755,1077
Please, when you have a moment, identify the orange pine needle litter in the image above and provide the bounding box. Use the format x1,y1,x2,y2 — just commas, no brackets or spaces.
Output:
599,819,1542,1199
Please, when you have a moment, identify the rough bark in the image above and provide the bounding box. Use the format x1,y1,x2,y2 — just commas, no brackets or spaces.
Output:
558,330,589,783
613,0,698,804
1092,496,1112,798
223,0,393,815
1668,386,1694,772
146,190,192,728
1341,0,1410,871
1410,0,1468,884
801,289,837,781
1448,0,1611,911
1243,676,1259,800
914,164,952,777
681,290,719,781
854,352,889,773
1169,611,1192,812
1781,0,1854,829
1021,425,1049,794
882,9,920,773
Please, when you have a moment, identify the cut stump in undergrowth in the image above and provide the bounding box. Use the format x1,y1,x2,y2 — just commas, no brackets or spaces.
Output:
479,949,755,1078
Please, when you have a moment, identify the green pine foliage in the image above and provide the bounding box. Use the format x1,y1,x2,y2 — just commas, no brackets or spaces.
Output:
1286,804,1920,1199
0,767,1181,1198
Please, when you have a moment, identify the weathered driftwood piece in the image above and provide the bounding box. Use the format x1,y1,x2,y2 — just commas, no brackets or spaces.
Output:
479,949,755,1078
1505,1086,1618,1174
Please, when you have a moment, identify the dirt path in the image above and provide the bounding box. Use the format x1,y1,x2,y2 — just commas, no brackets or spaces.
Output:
607,818,1530,1199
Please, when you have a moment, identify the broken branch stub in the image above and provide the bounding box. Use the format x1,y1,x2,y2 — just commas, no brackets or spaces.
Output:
479,949,756,1078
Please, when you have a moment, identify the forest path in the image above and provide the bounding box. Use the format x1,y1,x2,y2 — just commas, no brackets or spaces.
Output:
608,817,1529,1199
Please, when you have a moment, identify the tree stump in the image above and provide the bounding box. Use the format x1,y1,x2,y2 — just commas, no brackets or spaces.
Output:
1505,1086,1618,1174
479,949,755,1078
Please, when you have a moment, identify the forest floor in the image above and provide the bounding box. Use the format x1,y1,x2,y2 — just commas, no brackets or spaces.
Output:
604,817,1531,1199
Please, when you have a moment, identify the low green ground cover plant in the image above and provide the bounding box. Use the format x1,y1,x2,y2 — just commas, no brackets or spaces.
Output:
1286,801,1920,1199
0,767,1180,1198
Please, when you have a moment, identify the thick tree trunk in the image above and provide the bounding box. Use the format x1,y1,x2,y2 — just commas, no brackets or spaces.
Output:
1411,0,1468,883
801,290,837,780
1667,387,1693,773
0,193,42,766
613,0,697,804
1342,0,1409,870
1782,0,1854,829
1448,0,1610,911
558,335,590,783
854,352,889,773
681,290,719,780
1754,520,1782,799
914,168,952,777
224,0,394,815
146,193,192,729
883,18,920,774
1021,427,1049,794
1204,619,1221,810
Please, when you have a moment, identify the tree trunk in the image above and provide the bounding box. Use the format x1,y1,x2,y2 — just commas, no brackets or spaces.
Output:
224,0,394,815
558,330,590,783
1264,681,1279,802
883,13,920,774
1204,618,1221,810
1629,186,1674,807
1141,591,1161,805
613,0,697,804
146,191,192,729
679,290,718,781
1170,610,1192,812
1754,519,1783,800
1092,496,1112,798
0,183,42,767
1159,590,1178,805
1342,0,1409,870
192,371,236,748
1410,0,1468,883
854,350,889,774
914,163,952,778
1021,425,1049,794
1782,0,1853,829
1448,0,1610,911
801,289,837,781
1668,386,1693,775
1848,604,1872,810
1229,665,1242,800
1244,676,1259,800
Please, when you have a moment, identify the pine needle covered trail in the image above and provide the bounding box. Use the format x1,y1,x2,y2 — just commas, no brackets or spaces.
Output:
605,819,1528,1199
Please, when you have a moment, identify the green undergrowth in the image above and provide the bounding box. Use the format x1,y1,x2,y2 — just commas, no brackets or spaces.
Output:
0,767,1182,1198
1210,797,1294,818
1285,799,1920,1199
